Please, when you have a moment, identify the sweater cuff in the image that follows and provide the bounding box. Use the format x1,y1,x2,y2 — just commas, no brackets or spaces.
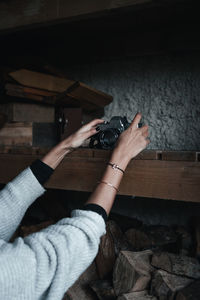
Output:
30,159,54,185
83,204,108,222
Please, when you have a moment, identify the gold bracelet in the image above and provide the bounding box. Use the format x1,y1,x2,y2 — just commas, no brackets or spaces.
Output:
97,180,119,192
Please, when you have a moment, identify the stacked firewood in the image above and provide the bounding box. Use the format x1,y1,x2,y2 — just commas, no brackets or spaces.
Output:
18,214,200,300
65,217,200,300
0,68,113,148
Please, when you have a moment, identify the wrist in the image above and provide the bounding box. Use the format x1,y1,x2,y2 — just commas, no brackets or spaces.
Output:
60,138,75,153
110,149,130,171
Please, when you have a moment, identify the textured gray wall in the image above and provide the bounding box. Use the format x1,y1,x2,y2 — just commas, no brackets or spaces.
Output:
63,54,200,150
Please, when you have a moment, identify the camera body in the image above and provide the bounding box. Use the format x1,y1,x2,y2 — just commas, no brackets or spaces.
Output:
89,116,130,149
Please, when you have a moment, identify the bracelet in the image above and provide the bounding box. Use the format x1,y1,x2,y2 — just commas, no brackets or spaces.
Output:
107,162,125,174
97,180,119,192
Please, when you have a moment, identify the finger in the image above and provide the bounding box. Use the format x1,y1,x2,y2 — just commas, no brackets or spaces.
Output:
82,119,104,131
146,138,150,145
143,130,149,138
130,113,142,129
82,128,98,140
140,125,148,133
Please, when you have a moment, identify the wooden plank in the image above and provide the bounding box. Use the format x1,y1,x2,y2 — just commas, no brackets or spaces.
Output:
0,153,199,202
5,83,57,97
0,123,32,146
70,82,113,108
0,145,49,155
8,70,113,109
6,89,51,104
5,88,99,111
0,102,55,123
0,0,155,33
9,69,74,93
162,151,196,162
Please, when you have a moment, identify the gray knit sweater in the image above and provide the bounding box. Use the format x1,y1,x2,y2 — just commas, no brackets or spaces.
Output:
0,167,106,300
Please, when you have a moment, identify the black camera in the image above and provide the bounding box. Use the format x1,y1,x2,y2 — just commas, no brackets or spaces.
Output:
89,116,130,149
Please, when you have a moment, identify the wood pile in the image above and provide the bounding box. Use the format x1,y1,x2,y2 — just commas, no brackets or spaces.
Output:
17,215,200,300
0,68,113,147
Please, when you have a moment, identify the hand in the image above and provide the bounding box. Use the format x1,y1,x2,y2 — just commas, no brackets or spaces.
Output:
111,113,150,168
64,119,105,149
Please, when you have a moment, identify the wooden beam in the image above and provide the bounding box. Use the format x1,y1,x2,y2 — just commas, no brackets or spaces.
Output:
0,0,180,34
0,152,199,203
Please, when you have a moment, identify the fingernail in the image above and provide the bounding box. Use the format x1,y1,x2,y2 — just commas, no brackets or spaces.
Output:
96,126,100,131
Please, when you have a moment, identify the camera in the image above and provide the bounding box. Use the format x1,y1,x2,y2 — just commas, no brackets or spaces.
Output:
89,116,130,149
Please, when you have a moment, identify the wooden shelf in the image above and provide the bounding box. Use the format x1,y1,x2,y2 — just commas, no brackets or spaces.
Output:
0,148,199,203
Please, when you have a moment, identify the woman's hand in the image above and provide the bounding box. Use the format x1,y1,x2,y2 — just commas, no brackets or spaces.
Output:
111,113,150,169
64,119,104,149
41,119,104,169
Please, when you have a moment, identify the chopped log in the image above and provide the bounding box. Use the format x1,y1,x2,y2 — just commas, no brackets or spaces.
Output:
151,252,200,279
150,270,193,300
95,220,129,279
0,122,32,146
89,279,116,300
0,102,55,123
176,279,200,300
125,228,151,251
108,213,143,232
113,250,153,296
117,290,157,300
125,225,179,252
63,261,99,300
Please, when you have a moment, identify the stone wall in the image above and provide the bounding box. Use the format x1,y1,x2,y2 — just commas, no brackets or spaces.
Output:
63,53,200,151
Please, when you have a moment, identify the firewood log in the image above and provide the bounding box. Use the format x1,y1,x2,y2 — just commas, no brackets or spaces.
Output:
117,290,157,300
176,279,200,300
63,262,98,300
95,220,130,279
89,279,116,300
151,252,200,279
113,250,153,296
150,270,193,300
125,225,179,252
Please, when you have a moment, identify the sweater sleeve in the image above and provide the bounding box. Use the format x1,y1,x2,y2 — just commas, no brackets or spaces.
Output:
0,210,106,300
0,167,45,242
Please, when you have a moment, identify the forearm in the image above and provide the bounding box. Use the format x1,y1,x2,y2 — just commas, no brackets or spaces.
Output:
41,138,74,169
85,150,129,215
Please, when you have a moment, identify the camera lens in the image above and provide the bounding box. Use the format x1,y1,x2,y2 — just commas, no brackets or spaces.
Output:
99,129,120,149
